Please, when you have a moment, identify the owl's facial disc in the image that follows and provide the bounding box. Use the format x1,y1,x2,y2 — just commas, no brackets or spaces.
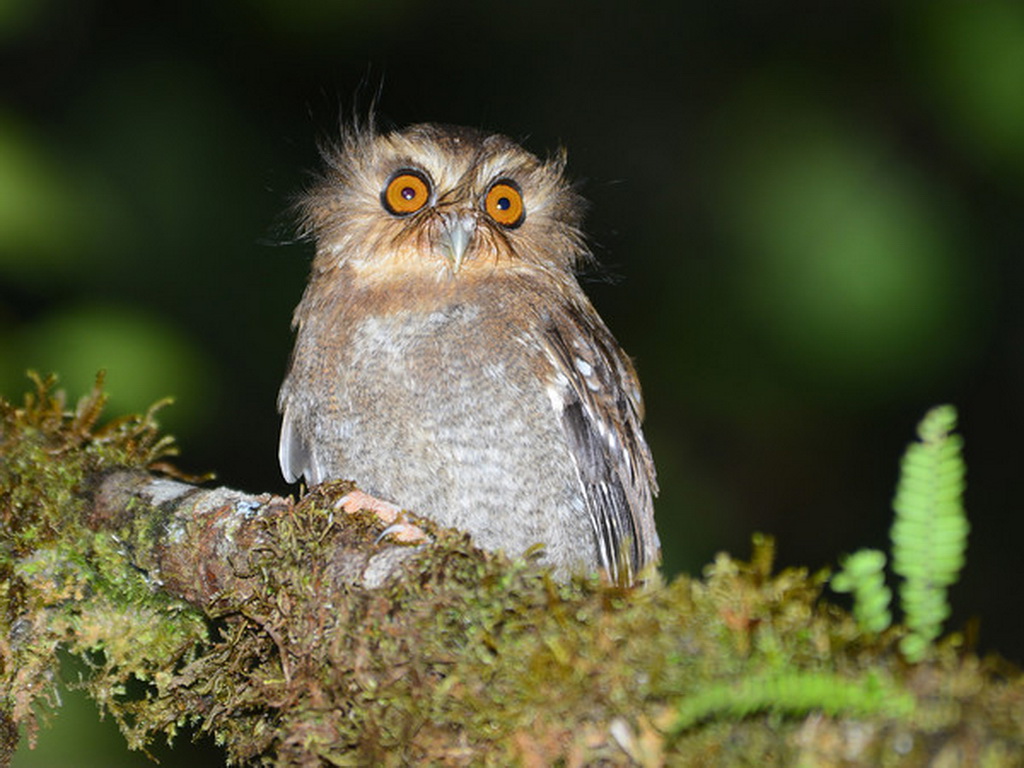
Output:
437,211,477,273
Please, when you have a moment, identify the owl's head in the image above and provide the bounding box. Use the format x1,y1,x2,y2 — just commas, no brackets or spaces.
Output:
298,123,587,282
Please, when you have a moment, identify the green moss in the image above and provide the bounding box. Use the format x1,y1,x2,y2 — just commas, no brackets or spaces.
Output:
0,373,205,749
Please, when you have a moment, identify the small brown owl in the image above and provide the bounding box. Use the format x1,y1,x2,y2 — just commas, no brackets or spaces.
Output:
278,122,659,583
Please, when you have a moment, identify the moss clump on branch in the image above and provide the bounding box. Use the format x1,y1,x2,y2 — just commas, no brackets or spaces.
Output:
2,378,1024,766
0,373,207,751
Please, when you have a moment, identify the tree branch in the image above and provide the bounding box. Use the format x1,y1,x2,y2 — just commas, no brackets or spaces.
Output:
3,375,1024,767
90,471,422,609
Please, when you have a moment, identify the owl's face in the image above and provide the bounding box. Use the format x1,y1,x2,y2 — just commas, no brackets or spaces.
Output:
299,123,586,283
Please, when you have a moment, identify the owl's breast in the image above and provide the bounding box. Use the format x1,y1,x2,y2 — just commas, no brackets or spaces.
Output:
339,296,552,447
297,283,595,570
348,301,489,377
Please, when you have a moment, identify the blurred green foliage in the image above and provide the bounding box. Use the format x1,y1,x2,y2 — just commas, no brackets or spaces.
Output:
713,86,975,395
0,115,101,275
907,0,1024,174
0,303,214,432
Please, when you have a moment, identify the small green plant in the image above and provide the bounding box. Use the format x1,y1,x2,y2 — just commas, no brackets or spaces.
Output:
831,549,891,634
670,669,914,732
891,404,969,661
832,405,969,662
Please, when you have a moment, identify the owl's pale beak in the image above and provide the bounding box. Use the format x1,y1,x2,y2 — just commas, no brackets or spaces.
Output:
439,213,477,272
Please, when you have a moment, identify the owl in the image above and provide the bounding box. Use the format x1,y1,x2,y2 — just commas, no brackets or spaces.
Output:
277,122,659,583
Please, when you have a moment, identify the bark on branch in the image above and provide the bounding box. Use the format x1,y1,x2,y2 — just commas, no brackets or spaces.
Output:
91,471,422,609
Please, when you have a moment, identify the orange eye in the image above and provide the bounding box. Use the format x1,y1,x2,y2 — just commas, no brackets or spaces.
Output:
483,180,525,228
381,170,432,216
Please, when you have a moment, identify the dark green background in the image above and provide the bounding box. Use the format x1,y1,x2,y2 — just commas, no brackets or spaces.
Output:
3,1,1022,764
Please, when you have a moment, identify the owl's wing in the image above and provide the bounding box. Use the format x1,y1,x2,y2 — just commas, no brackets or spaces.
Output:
541,300,660,583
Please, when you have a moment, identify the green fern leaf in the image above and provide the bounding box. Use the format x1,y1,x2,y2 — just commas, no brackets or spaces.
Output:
890,405,968,662
832,549,892,633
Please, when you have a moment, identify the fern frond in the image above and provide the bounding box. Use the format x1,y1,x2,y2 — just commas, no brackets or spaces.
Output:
890,405,968,662
671,670,914,732
831,549,892,633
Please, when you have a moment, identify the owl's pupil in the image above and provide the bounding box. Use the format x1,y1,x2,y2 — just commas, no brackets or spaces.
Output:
496,197,511,211
401,187,416,201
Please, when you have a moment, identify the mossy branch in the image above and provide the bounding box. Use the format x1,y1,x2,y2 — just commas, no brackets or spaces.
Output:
1,378,1021,766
